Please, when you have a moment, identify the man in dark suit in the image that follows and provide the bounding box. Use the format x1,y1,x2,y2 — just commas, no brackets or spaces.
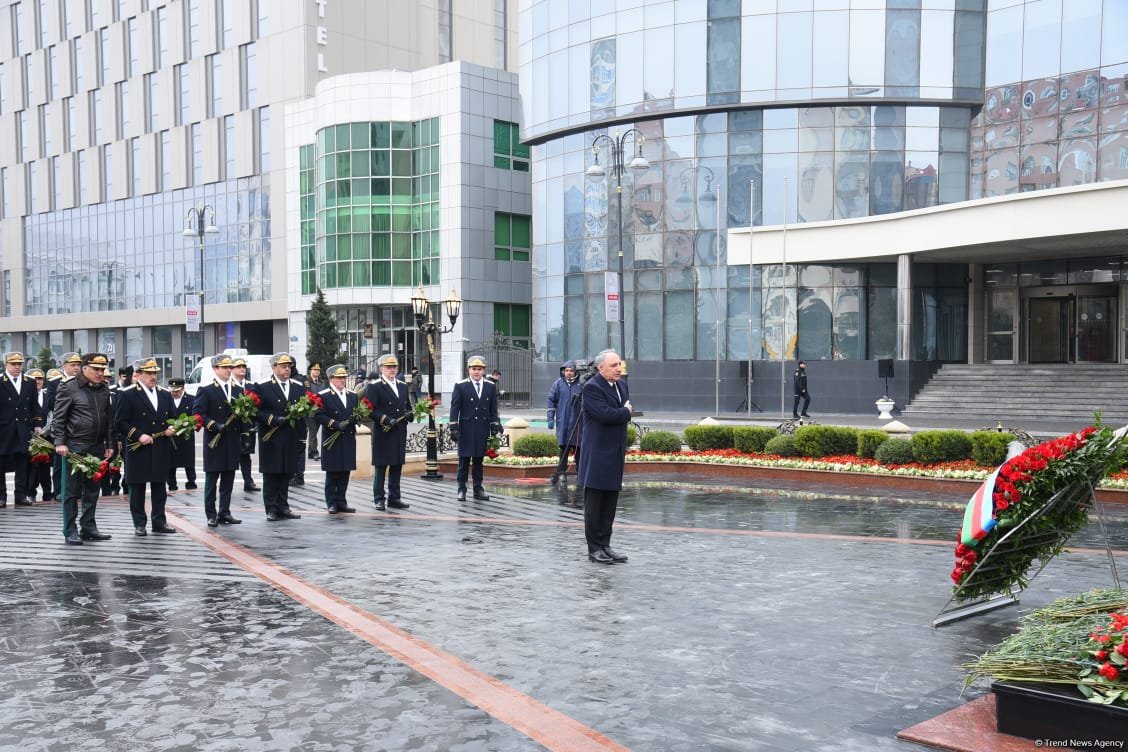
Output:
194,354,244,528
449,355,501,502
255,353,304,521
166,378,197,491
27,368,52,502
302,362,324,462
0,352,38,508
577,349,633,564
316,364,358,514
52,352,115,544
792,360,810,419
231,357,260,492
364,353,413,510
114,358,178,536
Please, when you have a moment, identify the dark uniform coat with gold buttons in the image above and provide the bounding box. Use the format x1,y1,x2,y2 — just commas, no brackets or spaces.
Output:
254,378,306,474
194,380,243,472
448,378,500,458
0,372,37,457
364,378,412,466
113,384,175,484
315,387,358,472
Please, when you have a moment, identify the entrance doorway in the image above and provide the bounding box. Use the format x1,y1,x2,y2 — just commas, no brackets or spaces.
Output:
1025,288,1118,363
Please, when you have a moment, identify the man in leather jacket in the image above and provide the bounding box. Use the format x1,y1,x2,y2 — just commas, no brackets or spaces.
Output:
53,353,115,545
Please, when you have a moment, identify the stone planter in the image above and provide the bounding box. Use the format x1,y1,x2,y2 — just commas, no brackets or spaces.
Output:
875,398,896,420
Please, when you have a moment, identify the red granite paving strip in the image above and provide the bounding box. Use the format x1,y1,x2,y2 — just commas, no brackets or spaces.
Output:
165,510,632,752
897,695,1039,752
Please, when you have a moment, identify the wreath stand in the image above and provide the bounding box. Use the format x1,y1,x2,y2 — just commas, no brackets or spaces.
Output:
932,476,1122,628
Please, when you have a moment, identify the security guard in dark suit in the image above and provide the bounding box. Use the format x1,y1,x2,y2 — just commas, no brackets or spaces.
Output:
47,353,82,500
0,352,37,507
255,353,305,521
315,364,358,514
448,355,501,501
114,358,178,536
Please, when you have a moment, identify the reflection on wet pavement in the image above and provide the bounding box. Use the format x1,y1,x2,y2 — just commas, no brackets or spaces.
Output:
1,476,1124,751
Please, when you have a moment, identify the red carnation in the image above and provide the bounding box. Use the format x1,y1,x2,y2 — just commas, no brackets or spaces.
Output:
1094,650,1109,661
362,397,374,410
1098,662,1120,681
249,391,262,406
92,472,104,482
1117,641,1128,657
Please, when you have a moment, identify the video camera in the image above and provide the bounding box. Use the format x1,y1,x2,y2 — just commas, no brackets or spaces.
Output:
572,359,595,385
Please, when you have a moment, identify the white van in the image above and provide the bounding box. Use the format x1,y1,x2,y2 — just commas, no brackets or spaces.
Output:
185,348,274,396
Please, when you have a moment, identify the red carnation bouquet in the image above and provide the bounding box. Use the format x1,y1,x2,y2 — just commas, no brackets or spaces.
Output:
486,435,502,460
412,395,439,422
68,453,113,482
28,433,54,464
1084,611,1128,703
263,391,323,442
322,397,373,451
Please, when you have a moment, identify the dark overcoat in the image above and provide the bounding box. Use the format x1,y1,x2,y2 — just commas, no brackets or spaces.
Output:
364,379,412,466
168,391,196,469
0,372,37,456
546,375,582,447
315,387,357,472
234,379,257,456
254,378,305,474
449,378,499,458
194,380,242,472
576,373,631,491
113,384,175,484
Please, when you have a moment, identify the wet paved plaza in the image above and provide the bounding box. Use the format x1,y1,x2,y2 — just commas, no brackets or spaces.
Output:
1,471,1126,752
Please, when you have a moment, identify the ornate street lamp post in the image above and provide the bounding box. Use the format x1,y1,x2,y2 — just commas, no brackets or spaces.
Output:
411,287,462,480
586,128,649,358
182,205,219,367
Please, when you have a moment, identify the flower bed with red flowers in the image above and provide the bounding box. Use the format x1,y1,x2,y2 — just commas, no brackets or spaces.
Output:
950,425,1127,602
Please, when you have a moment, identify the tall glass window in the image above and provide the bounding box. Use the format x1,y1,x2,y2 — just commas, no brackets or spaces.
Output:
65,96,76,151
494,212,531,261
116,80,129,138
130,136,141,196
242,43,257,108
437,0,452,63
72,36,84,92
51,155,61,209
13,3,27,54
0,167,7,218
90,88,102,144
156,6,169,68
63,1,78,39
256,0,269,38
146,72,158,132
159,130,170,192
26,54,38,106
187,0,201,59
208,54,222,117
258,105,270,172
0,63,7,114
48,44,59,99
176,63,189,125
103,143,112,199
223,115,235,179
18,111,30,161
190,122,202,185
219,0,233,49
127,17,138,77
99,28,111,86
39,103,50,156
36,0,49,48
77,149,87,204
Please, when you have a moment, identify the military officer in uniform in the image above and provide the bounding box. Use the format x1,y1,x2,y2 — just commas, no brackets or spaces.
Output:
231,357,260,492
194,354,244,528
166,378,197,491
255,353,304,521
315,364,358,514
114,358,178,536
27,368,52,502
0,352,37,508
448,355,501,501
53,353,115,544
47,353,82,500
364,354,412,510
302,362,324,461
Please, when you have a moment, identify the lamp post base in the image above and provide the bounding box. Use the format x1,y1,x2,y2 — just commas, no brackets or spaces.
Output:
421,424,444,480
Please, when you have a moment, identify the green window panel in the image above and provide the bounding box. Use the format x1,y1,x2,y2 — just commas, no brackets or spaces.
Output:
337,235,351,261
371,150,389,176
351,122,369,148
494,212,531,262
391,261,412,285
353,233,371,259
374,234,391,260
335,123,350,150
390,122,411,149
371,122,389,148
392,233,411,259
322,264,337,287
374,262,391,285
337,261,351,287
353,261,371,286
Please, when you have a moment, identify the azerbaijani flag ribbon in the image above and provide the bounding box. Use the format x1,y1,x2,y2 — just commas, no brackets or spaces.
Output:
960,463,1004,546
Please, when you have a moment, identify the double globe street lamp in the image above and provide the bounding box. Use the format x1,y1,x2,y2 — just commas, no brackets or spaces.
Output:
183,205,219,367
411,287,462,480
586,128,649,358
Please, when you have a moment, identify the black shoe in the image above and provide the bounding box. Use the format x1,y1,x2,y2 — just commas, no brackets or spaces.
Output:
206,517,219,528
588,549,615,564
218,514,242,525
327,506,338,514
456,489,466,501
801,413,810,418
290,475,305,486
134,526,148,537
281,510,302,519
549,474,559,485
792,414,800,419
244,483,260,492
473,491,490,501
266,513,283,522
337,505,356,513
168,483,178,491
14,497,33,506
152,524,177,534
308,452,320,460
0,499,6,508
373,500,386,511
27,495,36,503
603,546,628,562
80,530,112,541
185,482,198,490
387,500,409,509
65,533,83,545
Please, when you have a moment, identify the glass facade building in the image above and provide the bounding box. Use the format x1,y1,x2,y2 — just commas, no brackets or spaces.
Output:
521,0,1128,411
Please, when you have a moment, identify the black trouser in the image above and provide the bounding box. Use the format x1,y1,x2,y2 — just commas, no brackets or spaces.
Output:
168,464,197,486
100,445,121,494
52,455,64,499
456,456,484,493
62,466,102,537
129,482,169,529
29,457,52,498
793,392,811,416
583,487,621,553
203,470,235,520
325,470,350,510
373,464,403,502
239,453,254,485
262,473,293,516
307,418,320,457
554,444,578,478
1,452,30,500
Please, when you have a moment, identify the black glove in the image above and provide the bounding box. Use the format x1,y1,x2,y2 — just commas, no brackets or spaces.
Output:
490,423,503,437
449,427,459,444
393,414,409,427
